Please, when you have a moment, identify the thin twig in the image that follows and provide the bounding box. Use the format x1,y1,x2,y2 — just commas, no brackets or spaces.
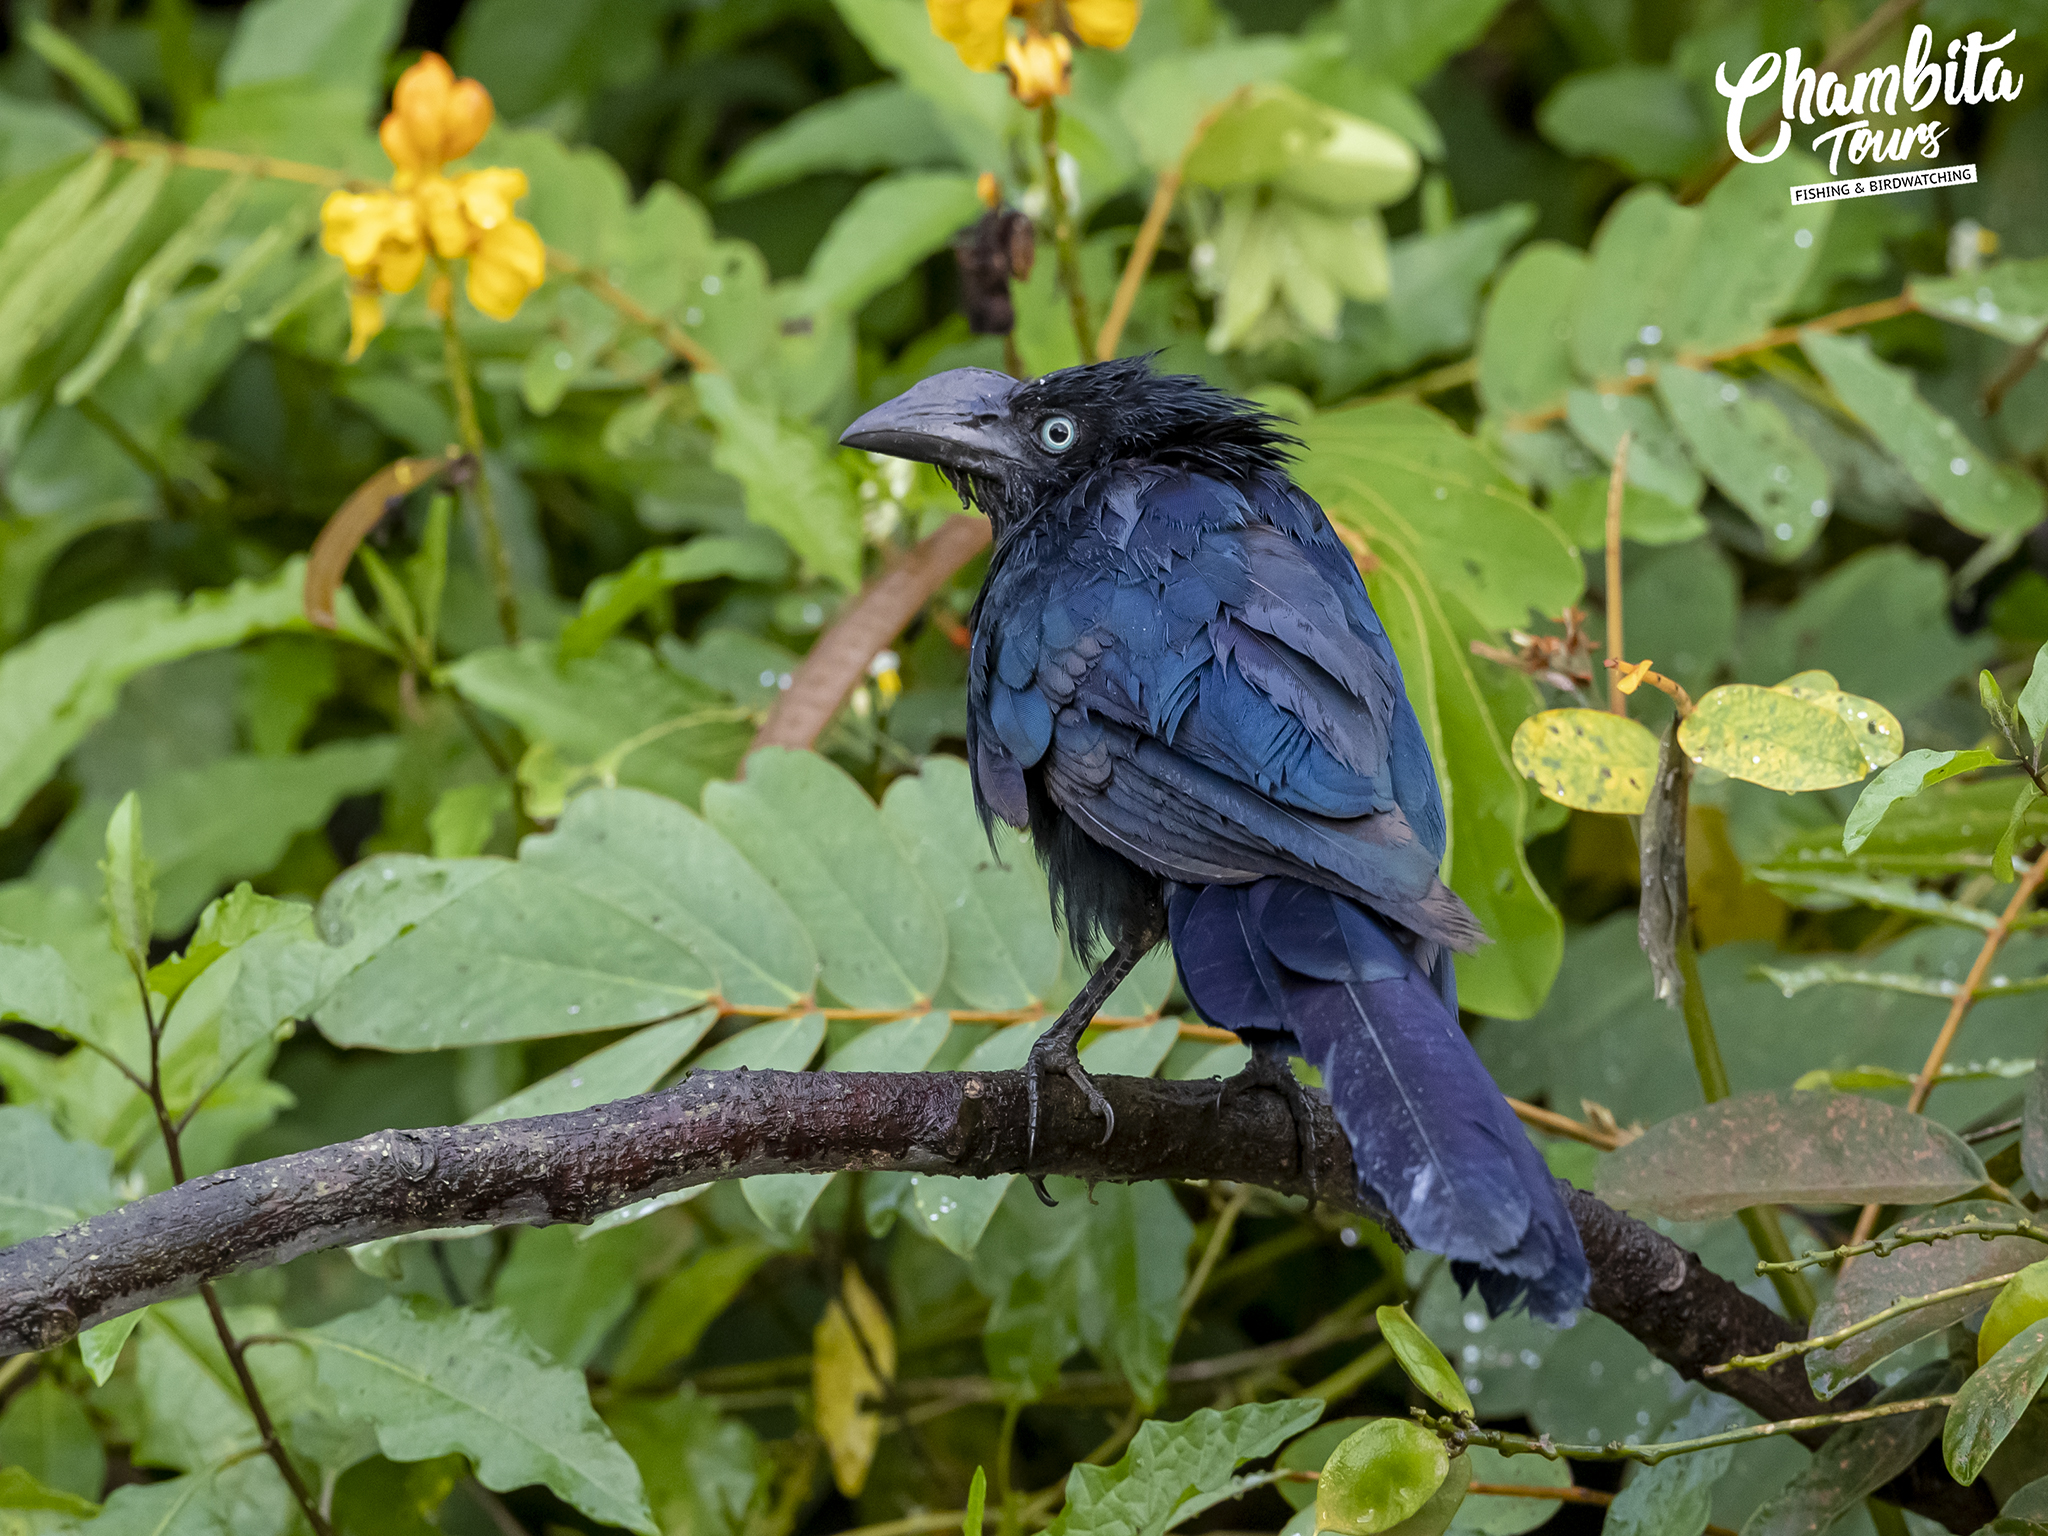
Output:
1679,0,1921,203
1038,101,1094,365
1983,318,2048,416
1760,1217,2048,1275
1177,1186,1252,1334
543,248,721,374
1504,294,1919,432
1095,90,1246,360
1424,1392,1956,1465
1507,1098,1622,1151
105,136,363,189
1846,847,2048,1250
1466,1483,1737,1536
1605,431,1631,714
1707,1273,2012,1375
439,286,518,645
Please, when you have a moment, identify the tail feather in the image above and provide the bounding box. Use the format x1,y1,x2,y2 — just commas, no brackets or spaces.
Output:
1169,879,1589,1325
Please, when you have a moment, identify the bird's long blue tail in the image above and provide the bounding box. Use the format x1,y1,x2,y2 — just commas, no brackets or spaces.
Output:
1169,878,1589,1325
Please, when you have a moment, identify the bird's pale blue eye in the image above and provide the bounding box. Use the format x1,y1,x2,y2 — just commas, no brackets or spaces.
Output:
1038,416,1076,453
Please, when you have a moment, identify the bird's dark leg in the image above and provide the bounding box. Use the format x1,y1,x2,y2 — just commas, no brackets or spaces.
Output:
1217,1038,1321,1201
1024,940,1144,1182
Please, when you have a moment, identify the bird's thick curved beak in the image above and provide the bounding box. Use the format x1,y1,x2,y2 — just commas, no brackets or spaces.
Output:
839,368,1025,476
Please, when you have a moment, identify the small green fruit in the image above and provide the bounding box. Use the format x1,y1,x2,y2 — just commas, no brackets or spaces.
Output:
1979,1260,2048,1366
1313,1420,1449,1536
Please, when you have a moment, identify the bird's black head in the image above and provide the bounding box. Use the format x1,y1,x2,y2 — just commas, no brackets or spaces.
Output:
839,357,1296,528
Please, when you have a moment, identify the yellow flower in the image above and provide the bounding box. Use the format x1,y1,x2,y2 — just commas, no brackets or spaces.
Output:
926,0,1011,70
1064,0,1139,48
467,218,546,321
346,284,387,360
380,52,493,181
1004,29,1072,107
926,0,1139,87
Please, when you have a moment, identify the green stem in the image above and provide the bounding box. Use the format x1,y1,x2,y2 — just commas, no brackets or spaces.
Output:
1675,929,1817,1321
1038,100,1095,365
995,1399,1023,1536
1760,1216,2048,1274
1418,1393,1956,1466
439,283,520,643
1708,1272,2013,1375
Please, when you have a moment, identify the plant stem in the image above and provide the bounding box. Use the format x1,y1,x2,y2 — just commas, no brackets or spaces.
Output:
1176,1185,1251,1335
439,289,519,644
1673,923,1816,1318
1038,101,1094,365
133,974,334,1536
1760,1216,2048,1275
1420,1393,1956,1465
1846,844,2048,1250
1708,1272,2013,1375
1604,432,1630,715
995,1399,1023,1536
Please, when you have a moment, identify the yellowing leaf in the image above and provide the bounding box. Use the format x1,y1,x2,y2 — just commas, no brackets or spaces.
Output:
814,1265,895,1498
1677,678,1897,793
1510,708,1661,814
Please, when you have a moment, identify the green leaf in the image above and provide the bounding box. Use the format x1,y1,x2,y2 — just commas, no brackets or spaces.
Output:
1447,1447,1569,1535
1657,366,1832,559
1998,783,2043,882
1537,65,1707,180
218,0,406,107
136,1296,333,1475
1947,1321,2048,1483
0,155,168,401
447,640,750,808
1978,1261,2048,1366
1297,400,1582,633
602,1387,764,1536
1595,1089,1986,1221
1677,682,1894,793
964,1467,986,1536
494,1222,659,1369
1186,85,1419,211
2019,643,2048,756
1334,0,1510,87
1117,38,1301,171
1802,330,2045,539
801,171,984,317
703,748,946,1008
1604,1396,1742,1536
21,20,139,131
695,374,864,592
307,1295,656,1534
470,1010,718,1125
561,534,790,661
0,557,381,826
1845,749,2008,854
522,787,817,1009
1911,257,2048,346
714,83,951,199
1315,1419,1449,1536
1565,391,1703,511
882,758,1063,1010
0,1464,99,1519
1510,708,1661,815
827,0,1009,170
0,932,97,1045
1475,242,1586,416
1542,476,1706,548
1667,154,1832,355
313,858,715,1050
0,1376,103,1502
100,792,154,975
1568,185,1699,383
611,1241,775,1388
78,1308,146,1387
894,1024,1038,1257
1804,1202,2033,1398
1377,1304,1473,1415
1050,1400,1325,1536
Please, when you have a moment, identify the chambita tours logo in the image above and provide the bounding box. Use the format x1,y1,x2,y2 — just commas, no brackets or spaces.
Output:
1715,24,2026,204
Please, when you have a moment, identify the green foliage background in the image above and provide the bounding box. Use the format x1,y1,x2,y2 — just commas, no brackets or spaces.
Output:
0,0,2046,1532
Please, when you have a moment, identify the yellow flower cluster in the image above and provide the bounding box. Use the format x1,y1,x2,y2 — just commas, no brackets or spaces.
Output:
319,54,546,359
926,0,1139,105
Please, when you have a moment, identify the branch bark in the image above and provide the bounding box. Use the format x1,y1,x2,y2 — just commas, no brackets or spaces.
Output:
0,1068,1993,1531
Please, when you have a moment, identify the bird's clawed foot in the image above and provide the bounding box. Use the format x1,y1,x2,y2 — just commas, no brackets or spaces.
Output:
1218,1047,1321,1199
1025,1028,1116,1169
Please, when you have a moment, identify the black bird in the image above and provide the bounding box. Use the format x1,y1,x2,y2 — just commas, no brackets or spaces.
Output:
841,358,1588,1322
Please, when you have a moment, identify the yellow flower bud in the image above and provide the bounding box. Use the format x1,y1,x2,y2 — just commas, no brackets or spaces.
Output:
346,284,386,361
926,0,1011,70
465,218,546,320
381,52,494,178
1063,0,1139,49
1004,28,1072,106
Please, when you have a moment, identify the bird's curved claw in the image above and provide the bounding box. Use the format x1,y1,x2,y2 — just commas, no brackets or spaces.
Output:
1025,1031,1116,1162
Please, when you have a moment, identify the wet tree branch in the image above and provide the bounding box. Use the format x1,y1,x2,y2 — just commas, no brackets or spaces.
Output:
0,1068,1994,1532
